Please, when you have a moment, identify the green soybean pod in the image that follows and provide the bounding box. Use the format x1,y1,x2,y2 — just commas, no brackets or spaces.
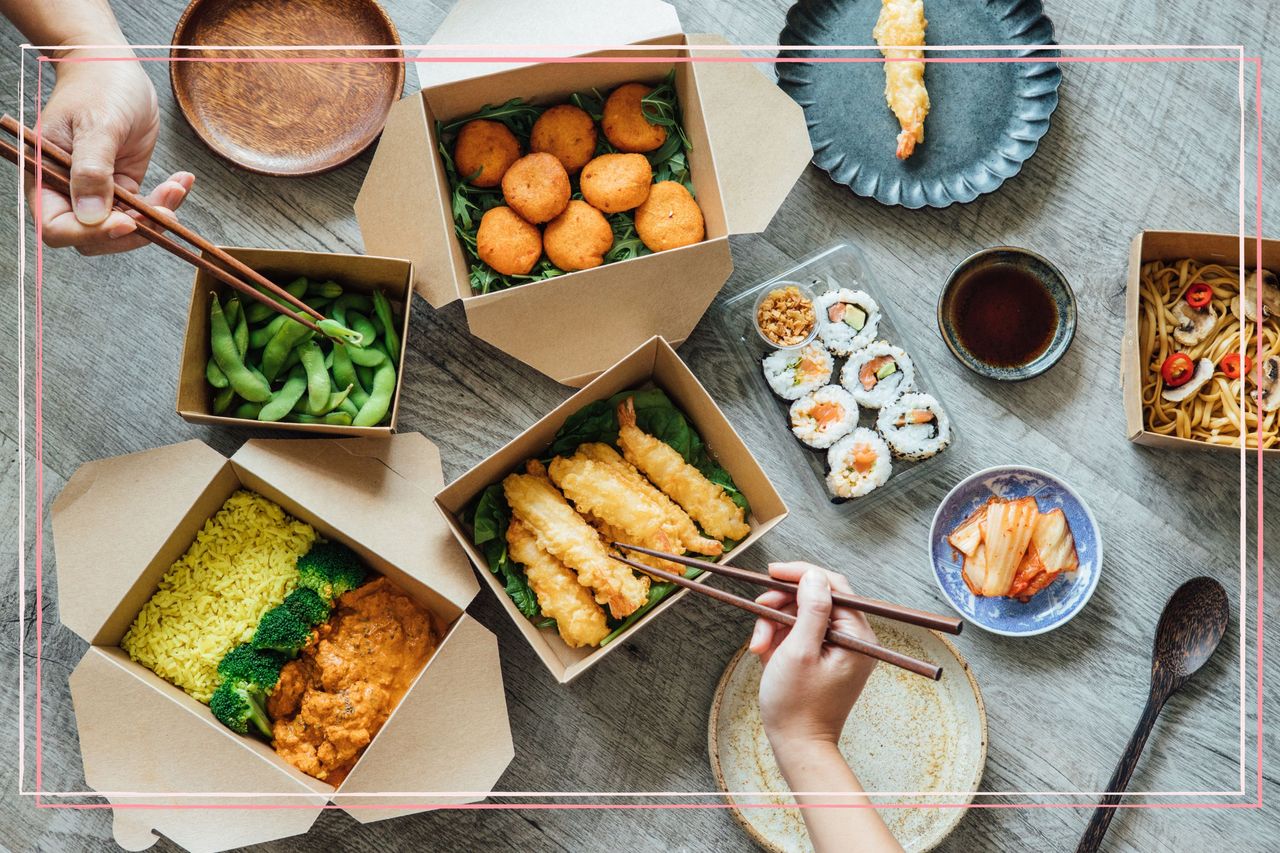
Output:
246,276,308,324
307,296,334,313
234,401,263,419
353,360,396,427
209,293,271,402
249,313,290,349
338,397,360,418
309,279,343,299
206,357,229,389
212,385,236,414
372,290,401,361
280,345,303,374
355,364,375,391
294,382,352,416
347,311,378,349
331,343,369,408
262,319,314,381
316,317,363,347
298,340,330,412
347,342,388,368
330,293,372,328
229,298,249,356
258,365,307,422
289,411,354,426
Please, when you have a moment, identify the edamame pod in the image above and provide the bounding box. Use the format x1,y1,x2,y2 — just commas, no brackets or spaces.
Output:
209,293,271,402
347,311,378,348
212,385,236,414
373,290,401,361
280,346,303,374
309,279,343,299
347,342,388,368
234,401,263,419
331,343,369,408
294,383,352,416
245,276,309,324
258,365,307,422
353,360,396,426
228,297,249,356
289,411,354,426
355,363,375,390
330,293,373,328
206,357,229,389
316,317,363,347
298,341,330,412
249,313,290,349
338,397,360,418
262,319,314,381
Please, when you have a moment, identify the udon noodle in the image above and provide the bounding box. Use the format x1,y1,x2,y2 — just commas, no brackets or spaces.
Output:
1139,259,1278,448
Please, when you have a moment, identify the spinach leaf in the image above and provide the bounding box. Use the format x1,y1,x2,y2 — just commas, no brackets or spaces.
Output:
468,484,539,618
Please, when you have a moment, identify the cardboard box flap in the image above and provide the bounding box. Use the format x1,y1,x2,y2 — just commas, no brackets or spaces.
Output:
51,440,229,644
687,34,813,235
230,434,480,610
70,647,327,853
332,614,514,818
417,0,683,86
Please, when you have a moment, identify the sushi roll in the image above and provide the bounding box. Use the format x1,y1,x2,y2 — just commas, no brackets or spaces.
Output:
814,288,880,356
789,385,859,449
840,341,915,408
877,392,951,460
825,428,892,499
762,342,834,401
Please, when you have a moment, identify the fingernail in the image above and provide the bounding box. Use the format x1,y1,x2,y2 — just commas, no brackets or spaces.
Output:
74,195,108,225
801,569,825,591
750,622,765,647
106,218,137,239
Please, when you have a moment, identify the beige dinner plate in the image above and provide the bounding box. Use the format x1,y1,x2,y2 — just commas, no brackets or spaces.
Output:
707,618,987,853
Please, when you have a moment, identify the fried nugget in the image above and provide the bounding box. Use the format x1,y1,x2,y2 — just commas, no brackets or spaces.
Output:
602,82,667,153
580,153,652,214
453,119,521,188
634,181,705,252
506,519,609,648
501,152,570,224
530,104,597,174
476,206,542,276
544,200,614,271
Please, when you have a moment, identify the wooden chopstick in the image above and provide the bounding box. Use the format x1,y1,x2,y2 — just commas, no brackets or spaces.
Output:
614,542,963,635
0,137,324,337
609,553,943,680
0,114,323,325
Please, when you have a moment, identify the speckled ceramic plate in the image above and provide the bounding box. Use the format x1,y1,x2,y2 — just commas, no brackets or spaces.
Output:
708,619,986,853
777,0,1060,208
929,466,1103,636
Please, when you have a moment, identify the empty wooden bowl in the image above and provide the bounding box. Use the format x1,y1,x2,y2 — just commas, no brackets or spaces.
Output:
170,0,404,177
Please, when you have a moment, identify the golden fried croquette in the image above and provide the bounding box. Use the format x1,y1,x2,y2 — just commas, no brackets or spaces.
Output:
453,119,521,188
634,181,705,252
501,153,571,224
476,206,542,275
602,83,668,153
579,153,652,214
530,104,597,174
544,200,613,271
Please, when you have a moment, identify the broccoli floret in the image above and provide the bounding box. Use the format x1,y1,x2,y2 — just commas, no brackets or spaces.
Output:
216,643,286,690
209,679,273,738
296,540,366,604
282,586,331,626
250,605,313,656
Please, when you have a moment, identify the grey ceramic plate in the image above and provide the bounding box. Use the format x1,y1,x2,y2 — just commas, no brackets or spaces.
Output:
778,0,1061,208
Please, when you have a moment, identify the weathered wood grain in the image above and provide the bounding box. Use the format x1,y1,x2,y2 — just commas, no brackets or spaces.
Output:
1,0,1277,851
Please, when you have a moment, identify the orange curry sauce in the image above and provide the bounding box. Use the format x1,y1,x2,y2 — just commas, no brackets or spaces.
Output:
267,577,437,785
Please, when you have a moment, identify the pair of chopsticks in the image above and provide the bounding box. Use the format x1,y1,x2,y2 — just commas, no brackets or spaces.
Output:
611,543,960,681
0,114,325,335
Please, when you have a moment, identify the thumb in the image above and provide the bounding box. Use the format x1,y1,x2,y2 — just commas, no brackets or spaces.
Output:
67,124,121,225
777,568,832,659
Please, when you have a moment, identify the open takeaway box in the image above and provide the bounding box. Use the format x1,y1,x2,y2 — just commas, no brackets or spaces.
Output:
52,434,514,853
435,336,788,683
354,0,813,387
1122,230,1279,456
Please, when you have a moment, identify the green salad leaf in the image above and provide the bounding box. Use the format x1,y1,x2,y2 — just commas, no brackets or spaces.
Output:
467,484,539,618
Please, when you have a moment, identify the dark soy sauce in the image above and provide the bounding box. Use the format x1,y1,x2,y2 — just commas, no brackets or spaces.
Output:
950,264,1058,367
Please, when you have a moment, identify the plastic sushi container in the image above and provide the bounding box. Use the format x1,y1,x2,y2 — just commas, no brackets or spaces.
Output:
724,242,959,515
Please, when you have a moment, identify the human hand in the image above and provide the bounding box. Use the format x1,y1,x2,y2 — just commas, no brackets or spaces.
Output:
749,562,878,752
33,45,194,254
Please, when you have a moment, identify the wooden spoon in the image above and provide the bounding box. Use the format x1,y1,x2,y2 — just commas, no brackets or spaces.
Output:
1075,576,1229,852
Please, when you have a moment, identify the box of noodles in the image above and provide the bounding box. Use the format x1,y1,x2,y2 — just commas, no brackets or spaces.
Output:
1121,230,1279,455
435,336,788,683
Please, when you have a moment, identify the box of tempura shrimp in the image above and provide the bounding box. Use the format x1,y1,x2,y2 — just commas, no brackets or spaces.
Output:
435,335,788,683
1121,230,1279,456
354,0,813,387
51,434,515,853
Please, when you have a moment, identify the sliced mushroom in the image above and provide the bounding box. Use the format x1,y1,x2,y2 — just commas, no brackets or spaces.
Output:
1172,300,1217,346
1256,355,1280,412
1231,269,1280,322
1162,358,1215,402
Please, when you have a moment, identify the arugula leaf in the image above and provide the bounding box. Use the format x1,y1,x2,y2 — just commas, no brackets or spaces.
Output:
467,484,539,618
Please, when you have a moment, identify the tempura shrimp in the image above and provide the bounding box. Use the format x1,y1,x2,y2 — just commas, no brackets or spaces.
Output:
548,455,679,553
506,519,609,648
873,0,930,159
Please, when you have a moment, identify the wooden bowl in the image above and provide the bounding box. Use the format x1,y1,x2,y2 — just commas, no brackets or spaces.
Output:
170,0,404,177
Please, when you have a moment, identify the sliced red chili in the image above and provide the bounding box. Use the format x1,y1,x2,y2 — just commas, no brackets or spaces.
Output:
1185,282,1213,309
1161,352,1195,387
1220,352,1251,380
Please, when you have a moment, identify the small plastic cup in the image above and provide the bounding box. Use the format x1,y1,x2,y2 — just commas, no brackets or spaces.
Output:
752,280,820,350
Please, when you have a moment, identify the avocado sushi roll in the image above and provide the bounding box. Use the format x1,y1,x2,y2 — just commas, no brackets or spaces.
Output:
814,288,879,356
789,385,859,449
876,392,951,460
840,341,915,409
762,342,834,401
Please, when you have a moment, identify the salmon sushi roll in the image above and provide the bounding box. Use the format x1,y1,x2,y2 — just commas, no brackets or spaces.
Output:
814,288,879,356
876,392,950,460
825,428,892,499
789,385,859,449
840,341,914,408
762,342,834,401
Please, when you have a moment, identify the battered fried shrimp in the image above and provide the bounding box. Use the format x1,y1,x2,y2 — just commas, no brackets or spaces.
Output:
476,206,542,275
544,200,614,271
872,0,930,160
616,398,751,541
575,443,723,556
503,465,649,618
634,181,704,252
453,119,522,187
530,104,598,174
548,455,680,554
506,520,609,648
582,512,682,582
502,152,571,224
602,82,668,153
580,153,653,213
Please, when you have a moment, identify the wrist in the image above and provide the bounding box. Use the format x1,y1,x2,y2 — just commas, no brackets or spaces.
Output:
768,731,843,774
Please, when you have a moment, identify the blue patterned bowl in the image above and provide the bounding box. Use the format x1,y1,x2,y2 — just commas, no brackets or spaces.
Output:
929,466,1102,636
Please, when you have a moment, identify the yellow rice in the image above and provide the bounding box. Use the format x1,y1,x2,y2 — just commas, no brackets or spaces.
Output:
120,489,316,703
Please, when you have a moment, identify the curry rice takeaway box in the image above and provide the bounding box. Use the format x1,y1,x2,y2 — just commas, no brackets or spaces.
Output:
435,336,789,683
176,247,414,436
51,434,513,853
354,0,813,387
1122,230,1280,457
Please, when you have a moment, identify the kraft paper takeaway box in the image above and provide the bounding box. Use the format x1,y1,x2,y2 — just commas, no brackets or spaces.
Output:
355,0,812,387
52,434,514,853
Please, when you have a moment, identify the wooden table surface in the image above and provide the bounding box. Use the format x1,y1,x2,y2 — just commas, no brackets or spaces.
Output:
2,1,1277,851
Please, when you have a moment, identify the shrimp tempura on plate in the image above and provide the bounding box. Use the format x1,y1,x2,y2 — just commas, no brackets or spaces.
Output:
506,519,609,648
873,0,930,159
